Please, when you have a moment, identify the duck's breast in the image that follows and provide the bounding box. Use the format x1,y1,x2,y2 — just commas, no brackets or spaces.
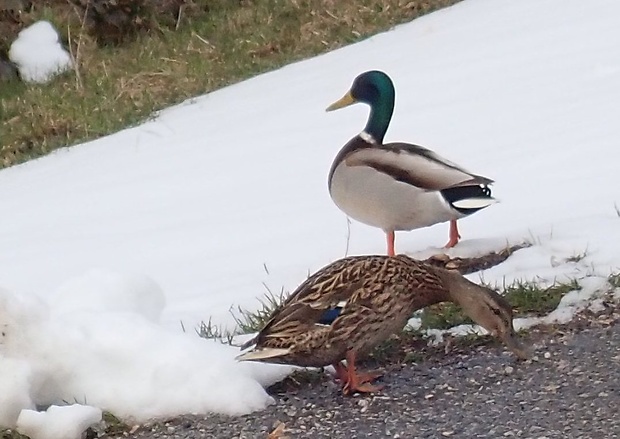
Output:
329,160,459,231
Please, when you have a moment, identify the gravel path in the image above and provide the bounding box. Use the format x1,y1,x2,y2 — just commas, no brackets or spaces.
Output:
112,309,619,439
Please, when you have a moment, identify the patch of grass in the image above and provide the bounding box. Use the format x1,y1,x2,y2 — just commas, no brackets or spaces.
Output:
100,411,132,436
504,279,580,316
1,0,462,168
196,317,235,343
82,411,133,438
565,250,588,264
419,302,470,330
418,279,582,330
609,273,620,289
232,287,288,334
197,286,288,342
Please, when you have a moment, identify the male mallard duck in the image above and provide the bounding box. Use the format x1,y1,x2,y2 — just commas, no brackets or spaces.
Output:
326,70,496,255
237,254,527,395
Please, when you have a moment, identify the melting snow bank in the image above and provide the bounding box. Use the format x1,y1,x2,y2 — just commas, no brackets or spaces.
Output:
0,269,292,430
17,405,102,439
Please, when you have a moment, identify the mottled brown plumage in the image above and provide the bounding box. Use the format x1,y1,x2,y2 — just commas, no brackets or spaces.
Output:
237,254,527,394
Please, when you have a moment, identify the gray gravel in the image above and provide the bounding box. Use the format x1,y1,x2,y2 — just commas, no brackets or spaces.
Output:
112,311,619,439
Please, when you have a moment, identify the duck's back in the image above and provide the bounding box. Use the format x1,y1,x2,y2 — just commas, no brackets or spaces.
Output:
242,255,449,367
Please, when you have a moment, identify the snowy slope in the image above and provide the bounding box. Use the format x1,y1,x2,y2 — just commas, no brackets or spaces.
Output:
1,0,619,428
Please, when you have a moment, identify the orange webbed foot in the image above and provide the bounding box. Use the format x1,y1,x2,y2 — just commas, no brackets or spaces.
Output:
337,351,384,395
355,369,383,385
343,380,384,395
444,220,461,248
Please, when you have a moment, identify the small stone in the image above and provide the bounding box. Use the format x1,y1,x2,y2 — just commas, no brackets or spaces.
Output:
504,366,514,375
429,253,450,262
357,399,370,413
544,352,551,359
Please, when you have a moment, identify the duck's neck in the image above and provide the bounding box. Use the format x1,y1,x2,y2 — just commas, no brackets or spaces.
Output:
437,269,481,305
364,92,394,144
438,269,504,324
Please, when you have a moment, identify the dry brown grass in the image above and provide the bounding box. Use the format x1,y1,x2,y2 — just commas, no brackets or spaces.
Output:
0,0,462,168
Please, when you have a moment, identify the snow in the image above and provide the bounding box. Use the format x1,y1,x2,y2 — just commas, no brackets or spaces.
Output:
1,0,620,431
0,358,34,427
17,405,101,439
0,279,290,425
8,21,72,83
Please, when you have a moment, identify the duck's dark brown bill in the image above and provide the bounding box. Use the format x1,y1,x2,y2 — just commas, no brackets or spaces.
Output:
503,333,530,360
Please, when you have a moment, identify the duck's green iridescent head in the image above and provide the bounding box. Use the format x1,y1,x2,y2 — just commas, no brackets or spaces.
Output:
326,70,396,143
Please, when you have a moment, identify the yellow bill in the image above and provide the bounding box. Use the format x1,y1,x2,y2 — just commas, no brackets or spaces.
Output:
326,91,356,112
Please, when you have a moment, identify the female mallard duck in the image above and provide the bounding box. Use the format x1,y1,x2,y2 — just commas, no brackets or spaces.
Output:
326,70,496,255
237,255,527,395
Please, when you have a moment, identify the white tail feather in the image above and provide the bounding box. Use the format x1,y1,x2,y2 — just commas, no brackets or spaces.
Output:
452,197,499,209
236,347,291,362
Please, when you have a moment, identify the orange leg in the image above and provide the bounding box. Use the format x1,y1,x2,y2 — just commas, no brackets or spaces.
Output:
353,369,383,385
386,230,396,256
340,351,384,395
332,361,348,383
444,220,461,248
333,360,382,386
